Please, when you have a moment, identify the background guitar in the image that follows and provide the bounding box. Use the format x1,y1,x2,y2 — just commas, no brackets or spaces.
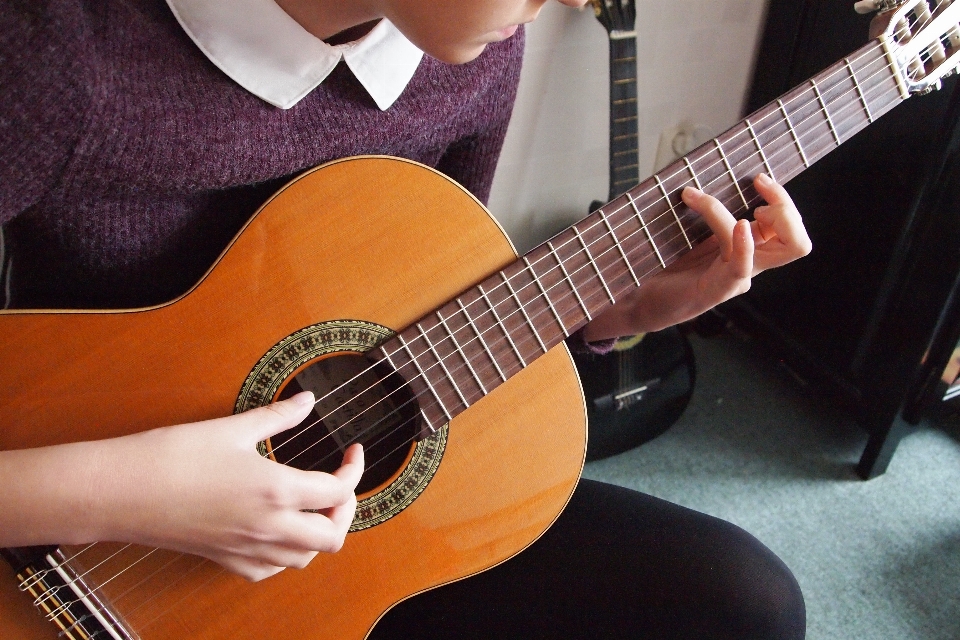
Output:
577,0,695,460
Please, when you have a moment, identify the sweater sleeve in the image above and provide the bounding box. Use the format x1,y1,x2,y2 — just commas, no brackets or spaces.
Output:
0,0,90,226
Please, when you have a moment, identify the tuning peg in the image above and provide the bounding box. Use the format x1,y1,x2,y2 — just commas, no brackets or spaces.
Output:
854,0,906,14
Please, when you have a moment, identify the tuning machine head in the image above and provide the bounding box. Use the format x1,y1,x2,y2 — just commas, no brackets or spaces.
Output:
854,0,910,14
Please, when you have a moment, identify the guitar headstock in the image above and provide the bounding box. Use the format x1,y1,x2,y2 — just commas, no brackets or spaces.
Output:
862,0,960,94
590,0,637,35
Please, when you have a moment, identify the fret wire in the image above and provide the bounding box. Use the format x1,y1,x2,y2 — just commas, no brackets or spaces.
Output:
436,310,488,395
416,322,469,408
612,78,635,85
382,341,446,426
65,63,908,620
548,241,591,321
573,226,616,304
500,273,547,354
56,42,904,616
613,133,638,141
626,192,667,268
777,98,810,167
811,78,841,146
314,43,900,460
613,115,638,124
714,138,750,211
613,148,639,157
683,157,704,190
654,175,693,249
745,118,777,182
478,283,527,367
845,56,875,122
523,257,570,336
598,207,641,286
456,299,507,382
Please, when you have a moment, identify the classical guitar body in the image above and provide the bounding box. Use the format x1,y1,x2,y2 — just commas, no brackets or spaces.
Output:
6,2,959,635
0,157,587,639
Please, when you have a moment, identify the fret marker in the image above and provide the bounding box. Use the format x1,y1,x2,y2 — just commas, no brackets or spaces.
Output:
714,138,750,212
654,176,692,250
626,193,667,269
778,99,810,168
811,79,841,146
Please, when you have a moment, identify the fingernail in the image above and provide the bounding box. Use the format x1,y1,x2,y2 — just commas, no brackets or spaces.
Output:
291,391,314,405
682,186,700,198
756,173,771,185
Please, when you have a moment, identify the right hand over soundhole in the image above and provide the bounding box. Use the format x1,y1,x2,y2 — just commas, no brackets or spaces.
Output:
108,391,365,582
0,391,364,583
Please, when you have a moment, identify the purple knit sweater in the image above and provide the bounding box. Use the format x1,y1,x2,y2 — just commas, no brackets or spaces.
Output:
0,0,523,309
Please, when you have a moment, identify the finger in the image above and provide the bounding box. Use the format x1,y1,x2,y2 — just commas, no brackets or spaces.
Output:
729,219,754,280
281,465,357,511
236,391,316,444
681,187,736,261
210,554,285,582
280,491,356,554
752,174,812,253
332,443,364,491
275,508,354,553
236,542,319,570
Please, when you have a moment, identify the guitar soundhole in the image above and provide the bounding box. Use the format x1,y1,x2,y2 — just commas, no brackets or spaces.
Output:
272,352,422,495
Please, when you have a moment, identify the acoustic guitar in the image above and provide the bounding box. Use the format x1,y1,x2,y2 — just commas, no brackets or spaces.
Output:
1,2,957,638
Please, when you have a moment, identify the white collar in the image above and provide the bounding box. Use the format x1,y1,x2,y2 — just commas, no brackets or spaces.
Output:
165,0,424,110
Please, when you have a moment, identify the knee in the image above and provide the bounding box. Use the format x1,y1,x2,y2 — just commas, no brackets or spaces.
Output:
712,522,806,640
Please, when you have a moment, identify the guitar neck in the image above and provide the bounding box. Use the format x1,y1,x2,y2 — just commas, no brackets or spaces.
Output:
378,38,905,434
608,35,640,201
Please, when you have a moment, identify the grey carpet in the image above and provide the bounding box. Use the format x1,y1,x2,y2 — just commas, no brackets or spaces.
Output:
583,329,960,640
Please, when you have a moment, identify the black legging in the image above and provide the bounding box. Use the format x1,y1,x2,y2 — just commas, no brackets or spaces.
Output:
370,479,805,639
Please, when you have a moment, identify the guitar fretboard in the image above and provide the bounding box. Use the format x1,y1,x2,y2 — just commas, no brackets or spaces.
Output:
609,35,640,200
378,39,905,434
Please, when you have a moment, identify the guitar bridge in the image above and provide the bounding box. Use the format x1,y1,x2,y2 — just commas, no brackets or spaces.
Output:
3,547,135,640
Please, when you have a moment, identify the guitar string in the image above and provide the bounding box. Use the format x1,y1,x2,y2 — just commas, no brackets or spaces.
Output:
92,9,957,629
43,17,937,631
47,63,909,632
302,45,915,479
275,40,907,467
37,46,908,632
267,33,908,463
290,46,911,475
33,32,924,604
278,0,956,448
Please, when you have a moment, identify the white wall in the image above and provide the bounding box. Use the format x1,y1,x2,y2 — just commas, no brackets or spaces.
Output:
488,0,771,253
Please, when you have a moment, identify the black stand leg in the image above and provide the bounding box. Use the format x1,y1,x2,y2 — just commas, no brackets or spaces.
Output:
855,415,913,480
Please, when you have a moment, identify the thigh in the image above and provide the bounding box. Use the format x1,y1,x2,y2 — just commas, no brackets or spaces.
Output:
369,479,805,640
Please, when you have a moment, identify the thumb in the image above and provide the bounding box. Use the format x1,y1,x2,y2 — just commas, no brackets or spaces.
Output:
237,391,316,445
